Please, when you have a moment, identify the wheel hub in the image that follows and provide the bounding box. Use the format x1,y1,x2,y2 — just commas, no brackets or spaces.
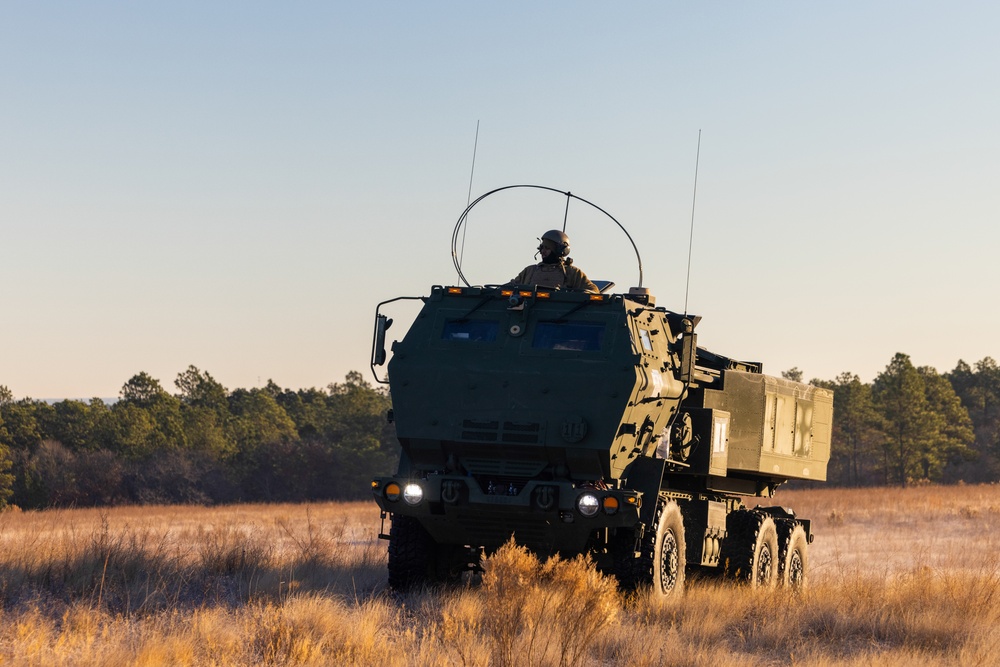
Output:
659,531,679,592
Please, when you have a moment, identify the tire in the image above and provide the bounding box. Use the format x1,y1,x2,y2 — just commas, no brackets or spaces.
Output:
779,524,808,589
387,515,435,592
626,498,685,598
653,501,686,596
722,510,778,587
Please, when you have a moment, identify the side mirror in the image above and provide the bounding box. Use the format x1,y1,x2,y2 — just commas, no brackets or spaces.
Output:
679,331,697,386
373,315,393,366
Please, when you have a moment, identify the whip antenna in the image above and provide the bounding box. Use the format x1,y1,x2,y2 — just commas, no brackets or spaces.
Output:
683,130,701,315
457,120,480,278
561,190,571,231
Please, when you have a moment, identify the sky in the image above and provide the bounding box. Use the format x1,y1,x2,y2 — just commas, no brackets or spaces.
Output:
2,2,999,399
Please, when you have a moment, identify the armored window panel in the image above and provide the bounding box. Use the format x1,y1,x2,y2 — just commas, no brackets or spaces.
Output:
442,319,500,342
531,321,605,351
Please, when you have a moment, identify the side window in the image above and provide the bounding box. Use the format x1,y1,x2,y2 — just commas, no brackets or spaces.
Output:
638,329,653,352
532,322,605,351
442,320,499,342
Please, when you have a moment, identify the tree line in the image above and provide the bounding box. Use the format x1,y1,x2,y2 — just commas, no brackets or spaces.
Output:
794,353,996,487
0,368,396,509
1,352,998,509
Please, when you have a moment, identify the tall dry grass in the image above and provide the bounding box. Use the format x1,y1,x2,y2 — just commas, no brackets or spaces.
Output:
0,502,385,614
759,483,1000,579
1,485,999,665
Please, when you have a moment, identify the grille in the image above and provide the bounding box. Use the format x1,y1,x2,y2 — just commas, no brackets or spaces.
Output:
462,458,547,477
461,419,543,444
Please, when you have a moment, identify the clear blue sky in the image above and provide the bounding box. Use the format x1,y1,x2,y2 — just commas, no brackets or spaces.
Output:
3,2,998,399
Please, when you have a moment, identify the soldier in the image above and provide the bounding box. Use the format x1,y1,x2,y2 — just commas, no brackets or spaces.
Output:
512,230,598,292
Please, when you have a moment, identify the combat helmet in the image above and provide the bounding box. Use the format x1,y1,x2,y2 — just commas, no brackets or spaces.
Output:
539,229,570,258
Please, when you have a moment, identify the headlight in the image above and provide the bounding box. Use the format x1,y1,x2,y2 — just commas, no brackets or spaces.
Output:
403,483,424,505
577,493,600,517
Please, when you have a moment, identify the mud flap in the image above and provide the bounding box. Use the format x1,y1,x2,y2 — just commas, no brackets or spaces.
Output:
623,456,666,527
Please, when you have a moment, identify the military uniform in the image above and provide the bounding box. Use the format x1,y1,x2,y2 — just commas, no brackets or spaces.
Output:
512,261,598,292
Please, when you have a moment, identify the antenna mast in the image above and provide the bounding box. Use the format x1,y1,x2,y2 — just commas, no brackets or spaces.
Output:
561,190,571,231
683,130,701,315
457,120,480,279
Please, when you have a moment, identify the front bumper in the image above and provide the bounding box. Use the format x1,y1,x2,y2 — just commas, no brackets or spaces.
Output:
372,474,642,553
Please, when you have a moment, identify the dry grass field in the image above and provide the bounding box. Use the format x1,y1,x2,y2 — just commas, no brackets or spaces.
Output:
2,484,999,666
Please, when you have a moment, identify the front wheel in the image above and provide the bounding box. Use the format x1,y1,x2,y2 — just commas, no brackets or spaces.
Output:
387,515,434,592
619,498,685,598
652,501,686,596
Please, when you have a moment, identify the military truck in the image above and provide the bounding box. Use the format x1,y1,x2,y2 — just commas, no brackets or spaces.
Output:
370,185,831,596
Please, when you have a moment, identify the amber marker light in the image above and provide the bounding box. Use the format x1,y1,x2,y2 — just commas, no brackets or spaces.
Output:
536,292,550,298
447,287,463,294
519,290,533,297
500,289,514,296
589,294,605,301
384,482,401,501
602,496,620,515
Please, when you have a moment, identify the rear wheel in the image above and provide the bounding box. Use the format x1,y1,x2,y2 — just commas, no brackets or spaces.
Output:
722,510,778,587
779,524,809,588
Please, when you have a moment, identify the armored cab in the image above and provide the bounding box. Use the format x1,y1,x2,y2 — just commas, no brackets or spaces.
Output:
370,186,831,595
